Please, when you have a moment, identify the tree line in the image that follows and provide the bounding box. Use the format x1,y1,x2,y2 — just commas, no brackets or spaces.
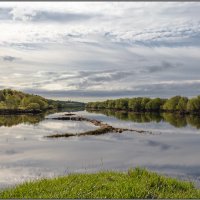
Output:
86,95,200,114
0,89,55,111
0,89,84,112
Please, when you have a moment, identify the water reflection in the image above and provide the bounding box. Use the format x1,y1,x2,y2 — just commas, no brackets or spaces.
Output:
0,114,45,127
0,108,85,127
1,110,200,188
86,109,200,129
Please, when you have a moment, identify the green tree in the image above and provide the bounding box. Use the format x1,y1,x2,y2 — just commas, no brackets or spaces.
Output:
176,97,188,112
0,101,6,109
0,92,5,101
26,103,40,110
141,97,151,111
20,97,30,108
145,98,162,111
128,98,142,111
5,94,19,109
163,96,181,111
115,99,121,109
107,100,115,109
119,99,129,110
187,98,200,112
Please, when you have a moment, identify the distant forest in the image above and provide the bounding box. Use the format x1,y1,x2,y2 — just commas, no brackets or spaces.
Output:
0,89,85,112
86,96,200,114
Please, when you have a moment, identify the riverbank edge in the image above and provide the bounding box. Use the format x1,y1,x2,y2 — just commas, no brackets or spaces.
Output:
0,168,199,198
0,107,60,115
0,109,44,115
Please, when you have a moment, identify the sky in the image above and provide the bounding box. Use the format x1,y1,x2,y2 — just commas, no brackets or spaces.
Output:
0,2,200,102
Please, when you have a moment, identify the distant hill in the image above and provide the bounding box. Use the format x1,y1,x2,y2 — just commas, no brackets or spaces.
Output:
0,89,85,114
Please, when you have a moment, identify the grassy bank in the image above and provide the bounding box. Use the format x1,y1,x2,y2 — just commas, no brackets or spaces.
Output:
0,168,200,199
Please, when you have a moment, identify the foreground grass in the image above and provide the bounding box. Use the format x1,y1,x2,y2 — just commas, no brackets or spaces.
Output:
0,168,200,199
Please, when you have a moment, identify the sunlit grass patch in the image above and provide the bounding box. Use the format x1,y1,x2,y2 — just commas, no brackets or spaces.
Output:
0,168,199,199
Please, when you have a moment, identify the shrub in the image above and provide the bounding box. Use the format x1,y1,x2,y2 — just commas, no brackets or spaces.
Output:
26,103,40,110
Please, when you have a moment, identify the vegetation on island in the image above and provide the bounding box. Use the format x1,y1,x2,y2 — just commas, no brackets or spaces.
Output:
86,95,200,114
0,168,200,199
0,89,85,113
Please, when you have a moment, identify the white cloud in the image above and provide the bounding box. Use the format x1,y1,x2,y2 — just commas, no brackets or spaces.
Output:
0,2,200,46
10,7,37,21
41,83,65,91
0,2,200,101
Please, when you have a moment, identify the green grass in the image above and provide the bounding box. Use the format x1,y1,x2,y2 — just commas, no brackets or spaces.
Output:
0,168,200,199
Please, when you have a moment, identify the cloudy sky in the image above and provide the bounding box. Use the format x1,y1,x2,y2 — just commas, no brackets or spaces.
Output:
0,2,200,102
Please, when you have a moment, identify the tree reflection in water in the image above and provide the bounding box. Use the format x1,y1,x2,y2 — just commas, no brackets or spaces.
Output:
87,109,200,129
0,114,45,127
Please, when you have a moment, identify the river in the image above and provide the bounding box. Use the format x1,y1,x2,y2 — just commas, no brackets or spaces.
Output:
0,110,200,189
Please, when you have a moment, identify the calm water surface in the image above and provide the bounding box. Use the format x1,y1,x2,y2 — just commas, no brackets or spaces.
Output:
0,110,200,189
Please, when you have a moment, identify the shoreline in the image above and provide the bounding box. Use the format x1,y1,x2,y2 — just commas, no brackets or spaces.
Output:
0,109,44,115
0,168,199,198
